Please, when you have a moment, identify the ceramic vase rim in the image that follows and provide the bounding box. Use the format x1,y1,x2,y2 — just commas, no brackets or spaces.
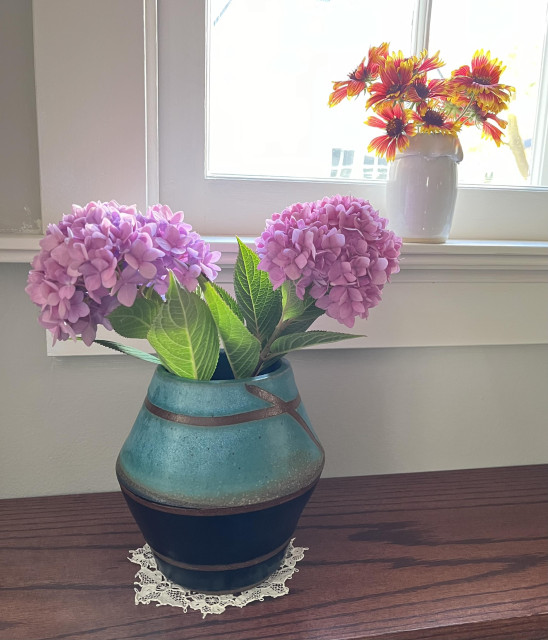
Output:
395,132,463,162
153,356,289,387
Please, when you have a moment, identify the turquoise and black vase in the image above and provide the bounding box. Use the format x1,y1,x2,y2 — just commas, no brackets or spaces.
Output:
116,355,324,593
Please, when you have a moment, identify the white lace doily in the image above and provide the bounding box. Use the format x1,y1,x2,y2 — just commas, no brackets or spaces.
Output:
128,539,307,617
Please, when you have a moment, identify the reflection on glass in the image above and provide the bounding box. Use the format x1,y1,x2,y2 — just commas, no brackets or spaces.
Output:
207,0,415,180
207,0,548,187
429,0,547,186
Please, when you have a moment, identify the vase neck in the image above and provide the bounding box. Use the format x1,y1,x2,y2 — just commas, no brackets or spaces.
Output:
396,133,463,162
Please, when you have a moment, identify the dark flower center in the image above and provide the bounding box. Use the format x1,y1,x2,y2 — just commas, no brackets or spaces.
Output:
414,82,429,99
423,109,445,126
472,74,494,86
349,66,365,82
387,84,402,96
386,118,405,137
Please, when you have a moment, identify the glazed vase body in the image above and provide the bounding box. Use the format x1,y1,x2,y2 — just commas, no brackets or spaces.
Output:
116,356,324,593
386,133,463,243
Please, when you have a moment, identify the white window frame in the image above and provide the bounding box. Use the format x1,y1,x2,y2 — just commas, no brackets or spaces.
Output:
417,0,548,188
160,0,548,240
0,0,546,355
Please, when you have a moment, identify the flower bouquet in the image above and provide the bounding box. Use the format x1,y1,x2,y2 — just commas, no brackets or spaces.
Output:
329,43,514,160
25,196,401,593
26,196,401,379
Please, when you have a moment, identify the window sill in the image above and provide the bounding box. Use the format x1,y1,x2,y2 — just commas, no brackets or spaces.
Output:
209,237,548,285
0,234,43,263
3,234,546,354
2,234,547,276
4,235,546,286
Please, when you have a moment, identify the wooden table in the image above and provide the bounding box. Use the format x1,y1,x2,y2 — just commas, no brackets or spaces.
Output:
1,465,547,640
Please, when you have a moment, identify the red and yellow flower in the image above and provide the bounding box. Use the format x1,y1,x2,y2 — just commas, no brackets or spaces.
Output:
366,103,416,161
442,94,473,123
328,42,515,160
412,101,460,135
448,50,513,113
404,77,448,105
480,113,507,146
368,42,390,66
366,54,415,109
413,49,444,75
328,43,389,107
461,103,508,146
328,59,368,107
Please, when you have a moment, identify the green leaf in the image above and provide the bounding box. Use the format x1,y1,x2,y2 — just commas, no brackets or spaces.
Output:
234,237,282,346
269,330,361,357
209,281,244,323
93,340,162,365
202,281,261,378
108,293,163,339
147,273,219,380
280,280,306,322
281,304,324,335
277,281,324,336
255,354,285,375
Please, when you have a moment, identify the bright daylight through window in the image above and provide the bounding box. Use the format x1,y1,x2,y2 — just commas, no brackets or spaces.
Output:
207,0,548,188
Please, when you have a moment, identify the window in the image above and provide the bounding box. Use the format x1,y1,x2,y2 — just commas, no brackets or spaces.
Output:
331,149,354,179
159,0,548,239
362,155,387,181
17,0,547,358
428,0,548,187
206,0,548,189
206,0,416,181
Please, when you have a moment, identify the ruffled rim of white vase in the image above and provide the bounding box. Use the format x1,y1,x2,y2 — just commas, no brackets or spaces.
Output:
395,133,463,162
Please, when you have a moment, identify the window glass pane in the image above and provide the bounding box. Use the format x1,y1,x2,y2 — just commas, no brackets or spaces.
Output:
429,0,548,186
207,0,415,180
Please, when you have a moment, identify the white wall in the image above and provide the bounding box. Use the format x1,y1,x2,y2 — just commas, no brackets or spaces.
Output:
1,262,547,499
0,2,546,499
0,0,41,233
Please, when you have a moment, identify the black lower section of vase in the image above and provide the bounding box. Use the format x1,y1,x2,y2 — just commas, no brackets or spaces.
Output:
119,483,316,593
154,545,289,594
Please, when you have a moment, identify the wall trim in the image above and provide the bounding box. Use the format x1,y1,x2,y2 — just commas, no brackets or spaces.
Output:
211,238,548,284
6,1,546,356
4,236,547,281
37,237,548,356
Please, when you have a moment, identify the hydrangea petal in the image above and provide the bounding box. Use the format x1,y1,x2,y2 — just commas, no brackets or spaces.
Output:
26,200,221,344
255,195,401,328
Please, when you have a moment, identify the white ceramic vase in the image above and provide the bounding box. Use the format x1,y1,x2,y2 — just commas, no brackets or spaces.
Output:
386,133,463,243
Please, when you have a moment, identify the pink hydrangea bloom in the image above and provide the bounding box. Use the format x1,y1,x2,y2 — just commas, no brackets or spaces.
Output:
255,195,401,328
26,201,220,345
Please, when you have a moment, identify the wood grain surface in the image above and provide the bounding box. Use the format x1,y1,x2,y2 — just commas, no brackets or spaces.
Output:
1,465,547,640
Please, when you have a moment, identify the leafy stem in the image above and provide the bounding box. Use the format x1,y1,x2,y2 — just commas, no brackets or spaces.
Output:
140,283,154,299
251,316,292,376
453,97,476,127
